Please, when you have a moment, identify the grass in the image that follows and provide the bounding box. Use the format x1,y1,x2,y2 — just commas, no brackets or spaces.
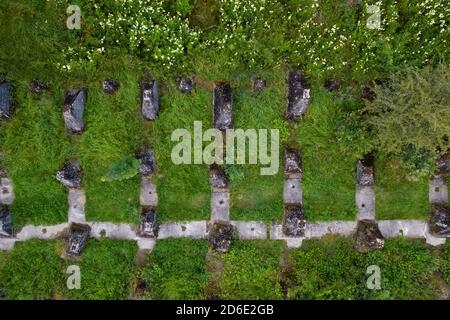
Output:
141,239,209,300
151,82,212,222
287,236,445,300
1,237,448,300
216,240,284,300
295,86,358,221
230,71,286,222
0,239,137,300
0,86,74,227
63,239,137,300
79,72,144,223
375,156,429,220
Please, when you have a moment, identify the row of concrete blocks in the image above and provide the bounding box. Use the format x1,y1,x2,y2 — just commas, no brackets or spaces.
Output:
1,219,445,252
5,72,305,134
354,154,450,252
205,70,310,252
1,72,306,124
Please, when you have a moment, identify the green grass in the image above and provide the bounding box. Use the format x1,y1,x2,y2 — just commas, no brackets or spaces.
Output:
216,240,284,299
151,82,211,222
141,239,209,300
296,87,358,221
375,156,429,220
0,240,65,299
0,239,137,300
444,241,450,286
79,72,144,223
230,73,285,222
287,236,445,300
0,86,74,227
63,239,137,300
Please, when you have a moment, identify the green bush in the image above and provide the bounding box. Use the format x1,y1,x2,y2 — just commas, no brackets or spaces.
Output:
104,155,140,182
364,64,450,176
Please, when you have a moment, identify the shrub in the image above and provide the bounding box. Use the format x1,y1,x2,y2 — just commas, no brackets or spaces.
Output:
363,64,450,175
104,155,140,182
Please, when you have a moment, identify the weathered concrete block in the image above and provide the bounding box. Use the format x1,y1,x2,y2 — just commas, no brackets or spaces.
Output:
102,79,119,94
176,77,194,93
209,164,229,191
0,206,13,237
63,88,86,134
158,221,208,239
137,148,156,177
362,86,375,101
436,153,450,174
356,185,375,220
67,223,91,256
429,174,448,205
231,221,267,240
16,223,68,241
89,222,136,240
0,238,16,251
211,191,230,221
137,238,156,251
213,83,232,131
29,81,49,94
282,204,306,237
283,178,302,205
356,156,375,186
140,177,158,207
285,147,302,178
68,188,85,223
208,221,233,253
324,79,341,91
56,161,82,189
355,220,384,253
0,177,15,206
0,81,12,119
139,208,158,238
286,71,310,121
141,80,159,120
307,221,357,238
378,220,426,239
429,204,450,237
252,78,266,93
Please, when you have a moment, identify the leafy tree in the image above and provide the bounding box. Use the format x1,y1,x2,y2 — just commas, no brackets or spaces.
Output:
364,64,450,175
